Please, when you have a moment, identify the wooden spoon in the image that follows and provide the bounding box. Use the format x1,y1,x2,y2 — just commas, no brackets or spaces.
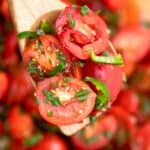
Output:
7,0,90,136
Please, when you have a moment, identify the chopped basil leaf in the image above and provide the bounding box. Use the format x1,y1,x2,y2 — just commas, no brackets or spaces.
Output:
75,89,89,101
142,21,150,28
80,5,89,15
85,77,109,109
47,111,53,117
28,61,43,77
86,136,99,144
64,77,71,83
18,31,38,39
102,51,109,57
89,115,97,124
44,90,61,106
39,21,56,34
75,61,85,67
90,51,123,65
68,15,76,28
34,98,39,105
24,133,42,147
48,52,66,76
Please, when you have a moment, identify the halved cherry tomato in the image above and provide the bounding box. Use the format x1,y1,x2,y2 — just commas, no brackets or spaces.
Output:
23,35,67,80
112,26,150,63
0,71,8,99
36,75,96,125
116,89,139,114
30,133,68,150
82,60,122,103
55,6,109,59
8,106,34,139
71,115,118,150
132,123,150,150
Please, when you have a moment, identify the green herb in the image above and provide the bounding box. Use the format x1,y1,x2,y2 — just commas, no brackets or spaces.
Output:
80,5,89,15
28,61,43,77
34,98,39,105
102,51,109,57
24,133,42,147
75,61,85,67
89,115,97,124
47,111,53,117
68,15,76,28
18,31,38,39
142,21,150,28
39,21,56,34
90,51,123,65
63,77,71,83
44,90,61,106
75,89,89,101
103,131,113,139
86,136,99,144
48,52,66,76
85,77,109,109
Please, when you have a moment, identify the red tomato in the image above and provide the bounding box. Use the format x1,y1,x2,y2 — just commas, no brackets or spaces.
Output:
36,75,96,125
102,0,123,11
3,31,19,67
55,6,109,59
0,121,4,135
0,0,11,20
8,106,34,139
116,89,139,114
76,0,103,11
112,26,150,63
6,65,34,104
23,35,68,79
30,133,68,150
71,115,118,150
23,96,39,115
133,123,150,150
9,140,26,150
109,106,136,136
0,71,8,99
130,64,150,93
83,60,123,103
119,0,140,27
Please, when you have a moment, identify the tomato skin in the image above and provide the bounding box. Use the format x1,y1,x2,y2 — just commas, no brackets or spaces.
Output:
83,60,122,103
112,26,150,63
0,0,11,20
116,89,139,114
6,65,34,104
9,140,26,150
7,106,34,139
109,106,136,136
55,6,109,59
130,64,150,93
36,75,96,125
133,123,150,150
30,133,68,150
0,71,8,100
23,96,39,116
102,0,123,11
3,31,19,67
71,115,118,150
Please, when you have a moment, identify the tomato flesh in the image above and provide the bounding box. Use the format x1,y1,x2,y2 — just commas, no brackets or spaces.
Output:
55,6,109,59
36,75,96,125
